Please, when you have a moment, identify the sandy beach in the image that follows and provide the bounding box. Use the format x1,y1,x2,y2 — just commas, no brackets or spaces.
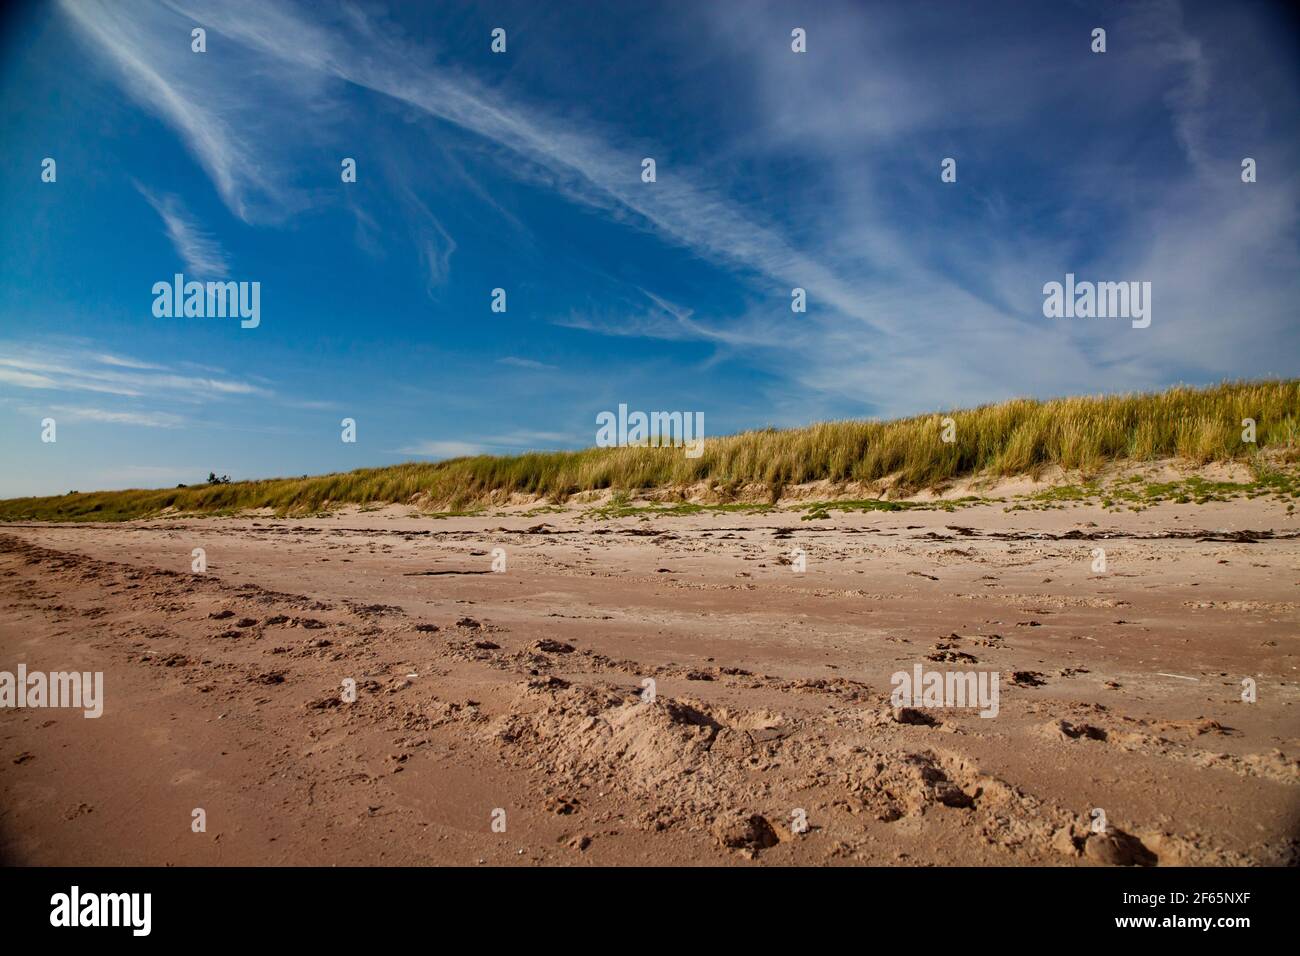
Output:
2,496,1296,866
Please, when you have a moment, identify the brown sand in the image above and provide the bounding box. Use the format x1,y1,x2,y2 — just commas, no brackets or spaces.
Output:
1,498,1297,866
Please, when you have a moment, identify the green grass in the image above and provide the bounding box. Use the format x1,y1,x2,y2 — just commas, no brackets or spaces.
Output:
1008,465,1300,513
3,379,1297,522
587,500,777,520
799,496,993,520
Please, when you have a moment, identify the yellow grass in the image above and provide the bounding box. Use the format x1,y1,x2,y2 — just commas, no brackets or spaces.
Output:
2,380,1296,521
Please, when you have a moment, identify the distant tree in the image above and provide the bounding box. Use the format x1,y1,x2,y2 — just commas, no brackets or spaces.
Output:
207,472,231,485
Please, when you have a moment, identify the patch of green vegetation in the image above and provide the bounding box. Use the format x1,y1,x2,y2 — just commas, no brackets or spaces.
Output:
1030,482,1101,503
591,501,702,519
588,500,775,520
1250,461,1300,498
800,498,909,517
797,496,992,519
1019,469,1299,511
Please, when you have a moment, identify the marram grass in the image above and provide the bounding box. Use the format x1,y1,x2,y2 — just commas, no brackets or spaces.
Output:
3,380,1296,522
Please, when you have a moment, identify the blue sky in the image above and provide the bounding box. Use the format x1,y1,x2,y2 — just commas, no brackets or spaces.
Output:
1,0,1297,497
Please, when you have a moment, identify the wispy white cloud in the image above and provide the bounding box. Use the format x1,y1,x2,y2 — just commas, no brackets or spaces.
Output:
381,177,458,294
0,344,270,400
92,353,166,370
47,405,185,428
136,184,230,277
57,0,322,222
398,430,576,459
59,2,262,221
0,367,60,390
496,356,556,371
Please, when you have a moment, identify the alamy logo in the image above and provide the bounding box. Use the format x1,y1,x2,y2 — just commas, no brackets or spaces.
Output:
596,404,704,458
0,665,103,718
891,664,1000,718
152,273,261,329
50,886,151,936
1042,273,1150,328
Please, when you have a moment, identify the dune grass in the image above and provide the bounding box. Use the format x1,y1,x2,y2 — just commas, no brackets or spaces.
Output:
2,380,1296,522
